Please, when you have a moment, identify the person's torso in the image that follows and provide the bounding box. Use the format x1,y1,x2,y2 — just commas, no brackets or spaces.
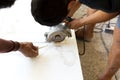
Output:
80,0,120,13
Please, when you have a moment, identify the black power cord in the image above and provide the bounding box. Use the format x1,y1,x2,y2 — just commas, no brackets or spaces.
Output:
78,22,118,79
99,22,118,80
65,16,86,55
79,25,86,55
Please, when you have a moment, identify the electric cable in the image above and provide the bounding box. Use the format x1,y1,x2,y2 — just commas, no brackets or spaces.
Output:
79,21,118,79
99,23,110,55
94,23,104,33
79,25,86,55
79,23,104,56
79,23,105,56
99,22,118,80
65,16,86,55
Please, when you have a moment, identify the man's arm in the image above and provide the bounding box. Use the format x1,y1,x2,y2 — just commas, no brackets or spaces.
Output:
0,38,20,53
0,38,38,57
69,10,120,29
67,0,81,17
81,10,119,25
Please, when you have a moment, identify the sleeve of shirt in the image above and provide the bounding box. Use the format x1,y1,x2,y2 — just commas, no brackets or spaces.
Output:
0,38,20,53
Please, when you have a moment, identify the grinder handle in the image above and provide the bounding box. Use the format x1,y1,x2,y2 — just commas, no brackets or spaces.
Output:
65,16,74,22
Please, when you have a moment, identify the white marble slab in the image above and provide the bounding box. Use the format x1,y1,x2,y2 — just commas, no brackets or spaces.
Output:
0,31,83,80
0,0,83,80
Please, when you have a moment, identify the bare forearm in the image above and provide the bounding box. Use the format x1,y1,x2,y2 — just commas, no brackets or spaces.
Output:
81,10,119,25
67,0,81,17
0,38,20,53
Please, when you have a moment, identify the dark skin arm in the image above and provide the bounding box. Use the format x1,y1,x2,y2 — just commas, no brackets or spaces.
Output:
0,38,38,57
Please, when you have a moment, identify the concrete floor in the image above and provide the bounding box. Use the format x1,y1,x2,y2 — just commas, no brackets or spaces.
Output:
74,5,119,80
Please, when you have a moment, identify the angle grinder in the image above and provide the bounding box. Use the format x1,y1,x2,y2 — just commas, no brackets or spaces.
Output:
44,16,73,42
44,22,72,42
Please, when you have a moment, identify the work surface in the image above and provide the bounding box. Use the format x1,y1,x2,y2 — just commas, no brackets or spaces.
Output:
0,0,83,80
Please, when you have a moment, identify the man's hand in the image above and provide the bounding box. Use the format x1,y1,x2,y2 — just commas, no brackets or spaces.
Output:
67,18,84,29
18,42,39,57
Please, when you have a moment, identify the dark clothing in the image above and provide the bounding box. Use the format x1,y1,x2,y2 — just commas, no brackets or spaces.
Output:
0,0,16,8
0,39,20,53
80,0,120,13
